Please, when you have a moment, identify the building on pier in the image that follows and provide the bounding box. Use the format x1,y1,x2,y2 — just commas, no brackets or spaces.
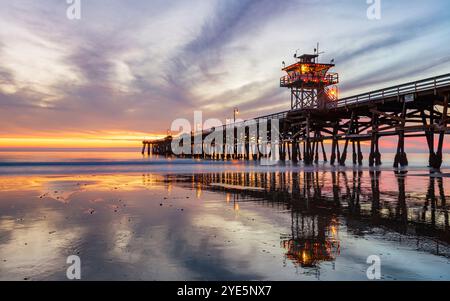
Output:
281,50,339,110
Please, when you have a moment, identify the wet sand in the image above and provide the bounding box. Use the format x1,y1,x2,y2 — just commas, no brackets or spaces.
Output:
0,170,449,281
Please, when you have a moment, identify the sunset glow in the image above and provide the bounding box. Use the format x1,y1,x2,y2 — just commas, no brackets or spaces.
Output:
0,132,165,149
1,1,449,151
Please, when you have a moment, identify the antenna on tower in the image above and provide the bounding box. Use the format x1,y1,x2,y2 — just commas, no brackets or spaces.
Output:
315,42,325,63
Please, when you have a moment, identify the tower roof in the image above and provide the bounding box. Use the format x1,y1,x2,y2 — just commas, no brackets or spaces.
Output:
297,54,318,61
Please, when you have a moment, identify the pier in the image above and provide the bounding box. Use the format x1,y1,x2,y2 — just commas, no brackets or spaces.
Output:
143,49,450,169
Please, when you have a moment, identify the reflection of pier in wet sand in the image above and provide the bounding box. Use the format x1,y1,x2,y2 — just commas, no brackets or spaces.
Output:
169,170,450,268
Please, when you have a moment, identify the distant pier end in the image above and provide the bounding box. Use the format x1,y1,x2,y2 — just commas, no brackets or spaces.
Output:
142,136,172,156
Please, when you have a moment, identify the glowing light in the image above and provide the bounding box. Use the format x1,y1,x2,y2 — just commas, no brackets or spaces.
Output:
302,251,309,263
301,64,309,73
331,225,338,237
196,183,202,199
326,86,339,100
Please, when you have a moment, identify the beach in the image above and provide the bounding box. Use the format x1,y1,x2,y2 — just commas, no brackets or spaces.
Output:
0,151,449,280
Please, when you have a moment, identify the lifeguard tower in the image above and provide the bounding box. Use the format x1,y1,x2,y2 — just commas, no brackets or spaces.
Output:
281,47,339,110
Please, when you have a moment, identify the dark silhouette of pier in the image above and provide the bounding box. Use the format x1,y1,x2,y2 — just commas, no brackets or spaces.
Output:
143,49,450,169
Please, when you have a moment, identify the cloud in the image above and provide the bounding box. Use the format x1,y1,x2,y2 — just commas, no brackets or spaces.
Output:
0,0,449,149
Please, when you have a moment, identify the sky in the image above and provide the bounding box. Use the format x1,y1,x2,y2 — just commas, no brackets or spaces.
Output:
0,0,450,149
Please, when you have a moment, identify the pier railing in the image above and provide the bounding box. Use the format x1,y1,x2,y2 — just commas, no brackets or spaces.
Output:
213,110,289,133
280,73,339,88
331,73,450,108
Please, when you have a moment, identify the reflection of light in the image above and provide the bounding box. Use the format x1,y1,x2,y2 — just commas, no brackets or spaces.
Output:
234,202,240,211
196,183,202,199
331,225,337,236
0,174,169,194
302,251,309,263
226,193,231,203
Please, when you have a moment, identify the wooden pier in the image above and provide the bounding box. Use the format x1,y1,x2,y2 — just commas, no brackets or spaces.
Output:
143,50,450,169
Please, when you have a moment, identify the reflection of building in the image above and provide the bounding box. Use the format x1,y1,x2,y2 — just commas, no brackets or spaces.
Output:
281,215,340,268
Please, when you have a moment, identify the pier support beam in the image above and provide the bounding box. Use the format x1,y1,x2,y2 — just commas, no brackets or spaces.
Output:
350,117,363,165
287,142,292,161
339,136,349,166
394,131,408,168
314,131,320,164
369,114,381,166
298,140,302,161
352,140,357,165
424,108,436,168
253,123,259,161
430,94,449,169
304,117,313,165
244,126,250,161
253,145,259,161
357,140,363,165
321,139,328,163
279,140,286,162
394,102,408,168
292,140,299,164
330,123,338,165
339,113,355,166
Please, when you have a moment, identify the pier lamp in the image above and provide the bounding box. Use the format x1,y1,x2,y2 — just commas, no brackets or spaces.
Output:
233,108,239,123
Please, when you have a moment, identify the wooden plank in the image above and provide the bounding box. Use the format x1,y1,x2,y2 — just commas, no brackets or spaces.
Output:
370,109,404,122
